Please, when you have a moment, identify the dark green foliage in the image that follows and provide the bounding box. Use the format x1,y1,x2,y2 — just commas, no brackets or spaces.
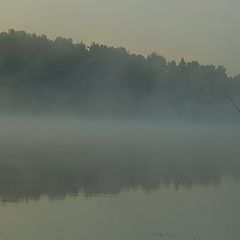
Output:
0,29,239,119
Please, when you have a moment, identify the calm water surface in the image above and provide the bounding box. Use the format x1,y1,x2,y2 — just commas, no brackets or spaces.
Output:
0,118,240,240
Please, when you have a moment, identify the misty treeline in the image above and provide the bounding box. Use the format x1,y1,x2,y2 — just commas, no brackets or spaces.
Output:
0,29,239,119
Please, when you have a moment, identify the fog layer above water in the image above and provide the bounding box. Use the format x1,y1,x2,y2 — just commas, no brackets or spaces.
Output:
0,116,240,202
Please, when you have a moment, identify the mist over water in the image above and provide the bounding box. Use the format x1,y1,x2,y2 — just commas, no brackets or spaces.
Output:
0,115,239,202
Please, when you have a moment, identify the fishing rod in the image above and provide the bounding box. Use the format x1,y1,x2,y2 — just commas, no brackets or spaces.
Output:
223,89,240,113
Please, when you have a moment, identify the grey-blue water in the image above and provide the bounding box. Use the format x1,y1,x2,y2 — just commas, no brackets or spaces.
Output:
0,117,240,240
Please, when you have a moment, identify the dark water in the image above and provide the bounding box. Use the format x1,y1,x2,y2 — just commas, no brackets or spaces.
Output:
0,117,240,240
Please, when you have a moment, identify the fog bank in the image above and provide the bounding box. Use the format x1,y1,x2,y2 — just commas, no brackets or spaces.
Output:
0,116,239,202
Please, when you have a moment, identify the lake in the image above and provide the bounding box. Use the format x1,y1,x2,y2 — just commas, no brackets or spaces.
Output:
0,117,240,240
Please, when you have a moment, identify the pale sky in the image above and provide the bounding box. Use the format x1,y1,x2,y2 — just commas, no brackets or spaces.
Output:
0,0,239,76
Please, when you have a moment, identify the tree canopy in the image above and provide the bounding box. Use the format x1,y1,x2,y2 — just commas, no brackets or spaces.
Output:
0,29,239,120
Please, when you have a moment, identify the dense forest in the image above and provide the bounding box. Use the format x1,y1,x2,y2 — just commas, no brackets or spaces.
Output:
0,29,239,120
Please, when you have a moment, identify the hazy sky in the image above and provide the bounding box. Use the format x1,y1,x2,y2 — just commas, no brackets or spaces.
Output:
0,0,239,76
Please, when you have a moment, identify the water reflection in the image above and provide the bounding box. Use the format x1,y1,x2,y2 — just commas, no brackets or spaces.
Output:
1,142,240,202
0,118,240,202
